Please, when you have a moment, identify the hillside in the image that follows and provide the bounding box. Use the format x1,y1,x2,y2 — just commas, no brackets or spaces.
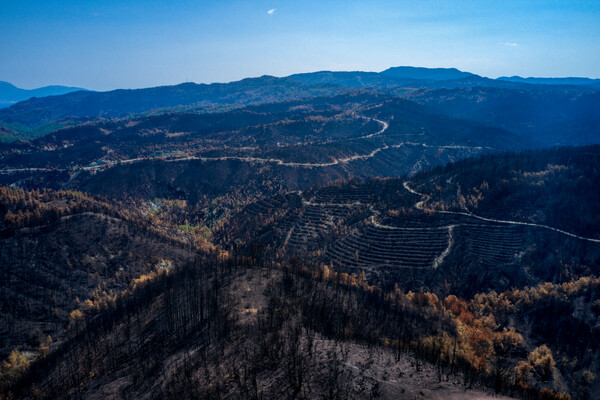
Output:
5,235,592,399
408,87,600,147
0,94,517,216
0,77,344,135
219,146,600,296
1,147,597,399
0,187,200,359
1,261,524,400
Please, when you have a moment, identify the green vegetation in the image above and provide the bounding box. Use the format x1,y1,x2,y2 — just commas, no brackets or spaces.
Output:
178,224,211,238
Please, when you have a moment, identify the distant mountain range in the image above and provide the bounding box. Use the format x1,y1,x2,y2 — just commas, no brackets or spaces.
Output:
382,66,474,80
0,81,87,109
288,66,599,89
0,81,91,140
497,76,600,86
0,66,598,141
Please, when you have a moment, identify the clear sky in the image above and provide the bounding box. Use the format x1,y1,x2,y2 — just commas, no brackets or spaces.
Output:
1,0,599,91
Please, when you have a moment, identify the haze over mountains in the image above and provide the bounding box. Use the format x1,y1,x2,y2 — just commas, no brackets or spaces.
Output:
1,66,598,138
0,81,87,109
1,66,600,400
497,76,600,87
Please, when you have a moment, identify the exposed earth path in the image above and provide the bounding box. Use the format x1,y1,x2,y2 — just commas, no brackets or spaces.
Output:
402,181,600,244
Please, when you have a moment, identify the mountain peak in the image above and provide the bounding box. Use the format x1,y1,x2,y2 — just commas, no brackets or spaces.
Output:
380,66,475,81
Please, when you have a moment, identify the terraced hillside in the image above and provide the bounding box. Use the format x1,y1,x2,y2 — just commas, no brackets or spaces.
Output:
221,146,600,295
325,224,451,271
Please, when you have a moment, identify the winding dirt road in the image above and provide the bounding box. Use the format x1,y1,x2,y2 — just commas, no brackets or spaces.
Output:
1,115,489,174
403,181,600,244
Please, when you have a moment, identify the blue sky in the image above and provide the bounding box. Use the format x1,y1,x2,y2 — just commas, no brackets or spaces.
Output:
1,0,599,90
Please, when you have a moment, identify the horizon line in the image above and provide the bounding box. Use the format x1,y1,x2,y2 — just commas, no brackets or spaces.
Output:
3,65,599,92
